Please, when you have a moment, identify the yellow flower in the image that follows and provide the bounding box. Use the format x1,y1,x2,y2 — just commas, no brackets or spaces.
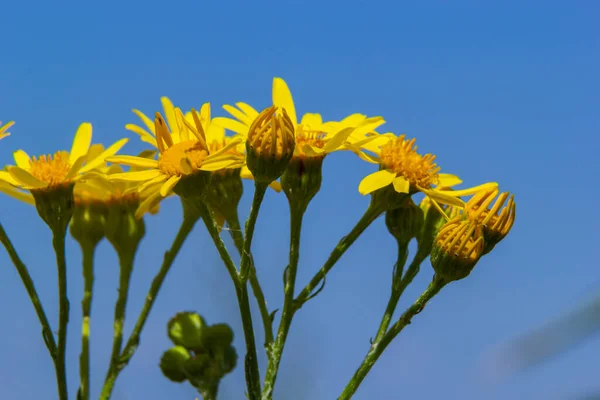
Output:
0,123,128,193
107,109,244,217
0,120,14,140
213,77,386,160
353,133,496,208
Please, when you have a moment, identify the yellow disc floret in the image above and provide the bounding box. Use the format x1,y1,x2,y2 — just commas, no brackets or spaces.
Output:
158,140,209,177
29,151,72,186
379,135,440,189
247,106,295,159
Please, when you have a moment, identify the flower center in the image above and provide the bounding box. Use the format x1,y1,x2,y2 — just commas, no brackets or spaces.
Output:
158,140,208,176
29,151,72,186
379,136,440,188
294,125,325,157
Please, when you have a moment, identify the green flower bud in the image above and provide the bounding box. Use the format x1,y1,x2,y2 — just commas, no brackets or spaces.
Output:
203,323,234,349
160,346,191,383
281,156,324,212
70,202,107,247
385,197,424,245
167,312,207,350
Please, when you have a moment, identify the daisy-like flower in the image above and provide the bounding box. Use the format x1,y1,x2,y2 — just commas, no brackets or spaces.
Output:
107,107,244,218
0,120,14,140
0,123,128,194
351,133,496,209
213,77,387,161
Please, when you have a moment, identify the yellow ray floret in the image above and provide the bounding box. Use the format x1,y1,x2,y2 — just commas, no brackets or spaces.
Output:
0,123,128,192
0,121,14,140
108,110,244,217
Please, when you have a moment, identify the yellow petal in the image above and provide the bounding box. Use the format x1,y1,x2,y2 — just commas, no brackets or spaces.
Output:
0,181,34,205
126,124,157,147
212,117,249,136
104,155,158,169
223,104,252,125
206,124,225,143
0,171,22,186
79,138,129,173
161,97,178,134
8,167,48,189
132,110,156,135
200,103,211,126
358,169,396,195
86,144,106,164
437,173,463,188
109,169,164,182
236,102,259,120
13,150,32,169
272,77,297,126
240,166,253,180
135,190,163,219
138,174,168,193
0,121,15,136
269,180,282,192
322,127,355,153
392,176,410,193
160,175,180,197
300,113,323,127
70,122,93,165
66,155,87,180
419,187,466,208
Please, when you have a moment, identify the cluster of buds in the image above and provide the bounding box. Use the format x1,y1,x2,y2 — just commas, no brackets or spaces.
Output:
429,187,516,283
160,312,237,395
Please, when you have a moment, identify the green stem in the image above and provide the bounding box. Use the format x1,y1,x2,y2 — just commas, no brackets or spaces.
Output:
239,182,268,283
338,276,447,400
227,213,274,347
101,251,134,399
100,216,197,399
198,381,219,400
372,241,409,344
78,243,96,400
0,223,59,385
262,205,305,399
52,227,70,400
295,203,382,306
197,203,261,400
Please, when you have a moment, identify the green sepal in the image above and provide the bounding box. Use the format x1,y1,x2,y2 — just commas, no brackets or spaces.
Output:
159,346,191,383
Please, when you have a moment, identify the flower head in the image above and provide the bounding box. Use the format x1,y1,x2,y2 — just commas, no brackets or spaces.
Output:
109,105,243,217
430,216,485,282
245,105,295,183
0,120,14,140
0,123,128,194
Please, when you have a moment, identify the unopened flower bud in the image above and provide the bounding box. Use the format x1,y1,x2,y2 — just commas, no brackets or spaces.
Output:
246,106,295,184
385,197,424,245
430,216,484,282
167,312,207,351
160,346,191,383
466,188,516,254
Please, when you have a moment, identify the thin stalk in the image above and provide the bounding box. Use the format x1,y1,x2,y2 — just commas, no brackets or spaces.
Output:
0,224,60,387
239,182,267,283
295,203,382,306
227,213,274,347
197,203,261,400
100,216,197,399
101,252,134,399
78,243,96,400
338,276,447,400
261,206,304,399
51,227,70,400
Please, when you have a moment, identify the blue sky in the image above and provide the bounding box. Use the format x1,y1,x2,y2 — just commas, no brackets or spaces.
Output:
1,1,599,399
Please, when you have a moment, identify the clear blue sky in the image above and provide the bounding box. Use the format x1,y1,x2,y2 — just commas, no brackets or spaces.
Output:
1,1,599,399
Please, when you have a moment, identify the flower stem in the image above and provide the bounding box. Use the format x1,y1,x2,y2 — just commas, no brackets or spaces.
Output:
262,205,305,399
101,251,134,399
227,213,274,347
338,276,447,400
100,215,197,399
239,182,268,283
78,242,96,400
0,223,60,387
198,381,219,400
295,203,382,307
196,203,262,400
51,226,70,400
